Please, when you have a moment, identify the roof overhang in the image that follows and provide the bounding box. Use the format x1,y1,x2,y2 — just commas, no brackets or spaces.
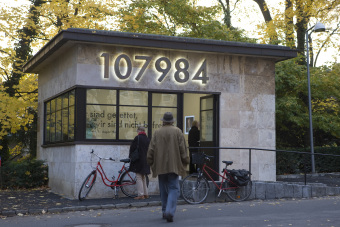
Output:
23,28,298,73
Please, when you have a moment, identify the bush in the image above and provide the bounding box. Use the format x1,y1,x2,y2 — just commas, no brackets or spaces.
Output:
0,159,48,189
276,146,340,175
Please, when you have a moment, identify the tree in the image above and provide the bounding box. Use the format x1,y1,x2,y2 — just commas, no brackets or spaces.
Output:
0,74,37,150
117,0,255,42
275,59,340,148
252,0,340,65
0,0,119,160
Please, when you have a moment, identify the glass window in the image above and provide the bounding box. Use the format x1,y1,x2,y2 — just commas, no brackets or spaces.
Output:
152,93,177,107
152,107,177,130
68,90,75,140
201,110,213,141
85,90,177,140
151,93,177,135
86,105,116,139
119,106,148,140
120,90,148,105
86,89,117,139
45,88,181,144
68,105,75,140
201,98,213,110
44,90,75,144
87,89,116,104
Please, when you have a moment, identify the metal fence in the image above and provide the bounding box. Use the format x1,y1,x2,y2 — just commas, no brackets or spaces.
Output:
190,146,340,185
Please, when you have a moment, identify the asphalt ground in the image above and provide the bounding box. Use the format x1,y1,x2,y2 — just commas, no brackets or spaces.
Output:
1,173,340,216
2,196,340,227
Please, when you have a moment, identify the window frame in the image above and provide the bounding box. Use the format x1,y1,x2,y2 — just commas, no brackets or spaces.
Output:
43,89,75,144
43,86,218,146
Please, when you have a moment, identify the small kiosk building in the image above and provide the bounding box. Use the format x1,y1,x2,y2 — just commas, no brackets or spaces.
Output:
23,28,297,199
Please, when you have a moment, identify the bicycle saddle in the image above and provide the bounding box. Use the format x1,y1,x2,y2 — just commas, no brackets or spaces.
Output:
120,158,130,163
222,161,233,166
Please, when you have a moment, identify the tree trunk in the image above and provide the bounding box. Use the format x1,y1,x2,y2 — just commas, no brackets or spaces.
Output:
253,0,279,44
295,1,308,58
253,0,272,22
218,0,232,28
284,0,295,48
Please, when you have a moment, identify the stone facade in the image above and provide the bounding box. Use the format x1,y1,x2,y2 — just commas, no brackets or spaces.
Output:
35,43,276,198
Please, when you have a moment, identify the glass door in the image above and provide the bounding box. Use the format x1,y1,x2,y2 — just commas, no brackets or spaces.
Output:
200,95,219,180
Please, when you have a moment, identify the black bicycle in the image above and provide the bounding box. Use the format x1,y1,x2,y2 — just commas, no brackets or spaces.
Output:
181,153,252,204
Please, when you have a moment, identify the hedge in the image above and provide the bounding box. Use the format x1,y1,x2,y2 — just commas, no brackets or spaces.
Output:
276,146,340,175
0,159,48,189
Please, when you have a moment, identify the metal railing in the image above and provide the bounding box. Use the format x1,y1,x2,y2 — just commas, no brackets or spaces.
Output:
190,146,340,185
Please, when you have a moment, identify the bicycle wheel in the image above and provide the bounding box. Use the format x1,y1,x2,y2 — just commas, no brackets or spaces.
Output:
119,171,149,198
225,180,252,202
181,174,209,204
78,171,97,201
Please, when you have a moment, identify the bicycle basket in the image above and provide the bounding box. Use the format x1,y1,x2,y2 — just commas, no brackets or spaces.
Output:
191,153,205,165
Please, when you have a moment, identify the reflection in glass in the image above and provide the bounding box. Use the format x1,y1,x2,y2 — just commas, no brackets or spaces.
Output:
69,90,75,106
56,110,62,141
45,102,50,141
50,112,56,142
120,90,148,106
87,89,116,104
86,105,116,139
51,99,55,112
62,108,68,141
201,97,213,110
201,110,213,141
119,106,148,140
45,90,75,143
68,106,75,140
152,108,177,135
56,97,62,111
152,93,177,107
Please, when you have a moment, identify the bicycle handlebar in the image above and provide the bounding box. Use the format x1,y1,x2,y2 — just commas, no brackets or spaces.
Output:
91,149,115,161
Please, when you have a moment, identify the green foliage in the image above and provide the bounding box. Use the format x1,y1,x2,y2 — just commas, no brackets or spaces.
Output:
276,146,340,175
1,159,48,189
118,0,256,43
276,58,340,148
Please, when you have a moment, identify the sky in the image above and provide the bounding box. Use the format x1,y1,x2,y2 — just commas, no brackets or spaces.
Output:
0,0,338,66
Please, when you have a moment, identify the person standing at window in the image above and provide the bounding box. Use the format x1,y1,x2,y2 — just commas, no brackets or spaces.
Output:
188,120,200,174
129,126,150,200
147,112,190,222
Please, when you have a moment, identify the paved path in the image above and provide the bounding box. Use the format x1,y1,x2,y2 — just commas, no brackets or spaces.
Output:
1,196,340,227
1,173,340,217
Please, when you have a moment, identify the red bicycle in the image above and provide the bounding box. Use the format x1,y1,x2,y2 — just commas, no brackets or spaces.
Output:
181,152,252,204
78,150,149,201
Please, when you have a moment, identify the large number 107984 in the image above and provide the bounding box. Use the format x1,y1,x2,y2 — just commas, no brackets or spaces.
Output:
101,53,209,84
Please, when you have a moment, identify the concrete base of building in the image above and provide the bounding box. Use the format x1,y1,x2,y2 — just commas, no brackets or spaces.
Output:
180,180,340,203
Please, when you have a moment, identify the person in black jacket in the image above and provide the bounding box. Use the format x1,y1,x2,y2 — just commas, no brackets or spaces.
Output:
188,120,200,174
129,126,150,200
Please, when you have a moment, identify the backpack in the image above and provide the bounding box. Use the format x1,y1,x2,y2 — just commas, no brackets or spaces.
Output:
229,169,251,186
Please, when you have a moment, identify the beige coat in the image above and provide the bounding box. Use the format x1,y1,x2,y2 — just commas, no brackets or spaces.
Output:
147,125,190,178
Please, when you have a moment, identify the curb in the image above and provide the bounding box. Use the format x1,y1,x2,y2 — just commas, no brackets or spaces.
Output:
0,200,164,217
2,179,340,217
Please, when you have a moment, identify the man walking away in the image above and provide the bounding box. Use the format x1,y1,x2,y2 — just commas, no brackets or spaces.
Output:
147,112,190,222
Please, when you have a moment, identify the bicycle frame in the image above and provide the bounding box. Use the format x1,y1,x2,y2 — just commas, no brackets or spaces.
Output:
94,160,126,187
87,150,135,189
200,163,238,195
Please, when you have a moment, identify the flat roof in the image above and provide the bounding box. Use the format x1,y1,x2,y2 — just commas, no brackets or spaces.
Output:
23,28,298,73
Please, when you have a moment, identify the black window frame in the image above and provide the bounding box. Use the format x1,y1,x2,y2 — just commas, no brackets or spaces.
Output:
43,86,218,146
43,89,75,144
